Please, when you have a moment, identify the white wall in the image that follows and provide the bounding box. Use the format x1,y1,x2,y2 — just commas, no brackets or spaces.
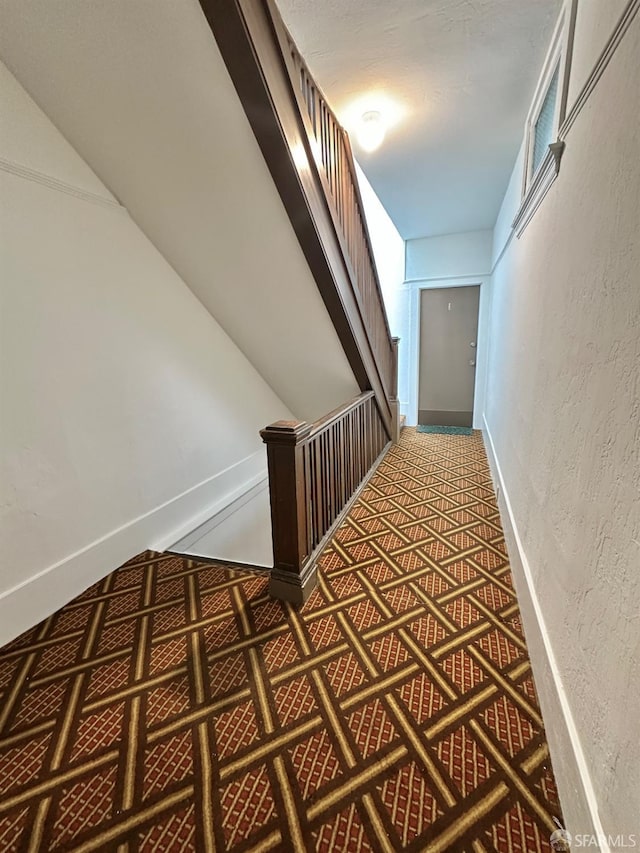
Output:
406,229,493,282
355,161,407,412
491,145,525,269
0,62,294,646
485,1,640,840
401,230,493,428
566,0,629,107
0,0,359,425
355,162,404,336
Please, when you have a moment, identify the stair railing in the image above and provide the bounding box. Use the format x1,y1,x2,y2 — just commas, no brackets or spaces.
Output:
197,0,402,601
283,37,396,398
261,392,389,604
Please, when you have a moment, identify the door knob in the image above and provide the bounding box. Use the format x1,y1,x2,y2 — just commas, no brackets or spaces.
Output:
470,342,477,348
469,359,476,366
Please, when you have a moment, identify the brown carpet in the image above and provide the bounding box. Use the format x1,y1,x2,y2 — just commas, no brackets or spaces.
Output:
0,428,563,851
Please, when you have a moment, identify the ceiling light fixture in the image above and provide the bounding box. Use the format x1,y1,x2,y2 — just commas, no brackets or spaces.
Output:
357,110,385,152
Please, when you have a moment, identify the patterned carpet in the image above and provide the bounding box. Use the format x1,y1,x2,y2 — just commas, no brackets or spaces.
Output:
0,428,563,852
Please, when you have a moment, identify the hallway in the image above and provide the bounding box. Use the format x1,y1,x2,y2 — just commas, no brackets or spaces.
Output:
0,430,563,851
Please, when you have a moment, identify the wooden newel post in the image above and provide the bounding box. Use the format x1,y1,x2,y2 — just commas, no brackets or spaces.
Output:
260,419,317,605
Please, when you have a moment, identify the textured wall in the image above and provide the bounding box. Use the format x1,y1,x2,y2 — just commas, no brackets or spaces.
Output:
567,0,629,106
485,8,640,836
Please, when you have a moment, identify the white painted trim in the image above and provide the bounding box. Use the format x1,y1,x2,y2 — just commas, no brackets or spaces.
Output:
0,450,266,646
506,0,638,242
512,148,561,237
522,0,576,195
482,414,608,849
0,156,124,210
559,0,640,138
404,271,491,284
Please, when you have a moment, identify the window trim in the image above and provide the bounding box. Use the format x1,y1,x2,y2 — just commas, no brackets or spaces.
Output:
522,1,575,195
512,0,577,236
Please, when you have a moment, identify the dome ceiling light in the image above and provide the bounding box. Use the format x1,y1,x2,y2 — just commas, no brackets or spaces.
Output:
357,110,386,152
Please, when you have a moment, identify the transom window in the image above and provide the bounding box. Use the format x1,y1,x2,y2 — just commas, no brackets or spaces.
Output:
531,64,560,176
522,0,576,194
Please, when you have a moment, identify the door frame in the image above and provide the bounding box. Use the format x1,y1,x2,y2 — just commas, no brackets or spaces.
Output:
405,276,491,429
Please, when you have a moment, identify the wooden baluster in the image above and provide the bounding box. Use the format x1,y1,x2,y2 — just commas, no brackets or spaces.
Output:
324,432,330,527
320,106,328,175
308,440,316,549
329,119,338,201
324,433,330,526
326,113,333,195
313,437,323,548
311,85,317,139
260,420,317,604
347,410,353,496
302,443,311,556
339,418,344,498
336,423,342,514
335,130,343,228
338,419,344,510
318,437,325,545
329,426,335,521
351,408,357,493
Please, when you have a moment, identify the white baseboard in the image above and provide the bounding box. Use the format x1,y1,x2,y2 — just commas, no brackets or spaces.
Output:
482,414,606,848
151,453,267,552
0,450,266,647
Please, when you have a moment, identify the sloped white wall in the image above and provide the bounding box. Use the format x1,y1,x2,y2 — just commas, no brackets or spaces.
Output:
0,63,294,646
0,0,359,425
354,162,407,412
355,162,404,335
485,4,640,838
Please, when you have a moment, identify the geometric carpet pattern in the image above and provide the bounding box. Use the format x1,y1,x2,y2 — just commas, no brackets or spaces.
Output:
0,428,563,851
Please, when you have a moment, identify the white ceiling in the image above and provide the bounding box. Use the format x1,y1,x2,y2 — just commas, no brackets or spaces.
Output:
277,0,561,239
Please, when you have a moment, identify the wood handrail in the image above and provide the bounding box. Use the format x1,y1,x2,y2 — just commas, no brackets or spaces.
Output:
261,392,389,603
307,390,375,438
